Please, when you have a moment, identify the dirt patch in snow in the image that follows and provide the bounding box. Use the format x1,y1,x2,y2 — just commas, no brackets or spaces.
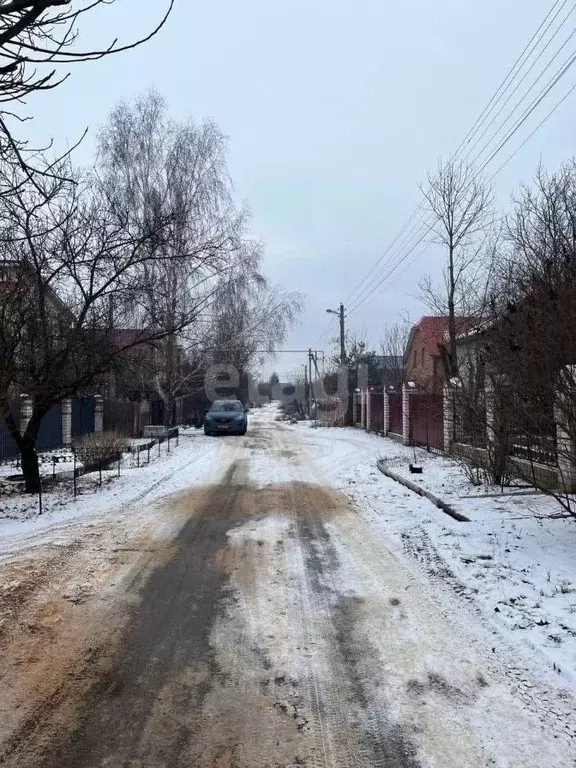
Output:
0,497,194,767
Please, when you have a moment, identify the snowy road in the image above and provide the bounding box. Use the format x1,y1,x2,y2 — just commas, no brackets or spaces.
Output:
1,406,575,767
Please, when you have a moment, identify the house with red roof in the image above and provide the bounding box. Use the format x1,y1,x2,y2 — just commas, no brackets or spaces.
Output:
404,316,472,393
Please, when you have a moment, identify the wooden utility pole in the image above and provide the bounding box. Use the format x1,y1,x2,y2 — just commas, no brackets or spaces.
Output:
308,349,314,417
326,304,346,364
339,303,346,364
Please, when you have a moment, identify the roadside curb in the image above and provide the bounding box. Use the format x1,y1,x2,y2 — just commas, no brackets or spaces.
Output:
376,460,470,522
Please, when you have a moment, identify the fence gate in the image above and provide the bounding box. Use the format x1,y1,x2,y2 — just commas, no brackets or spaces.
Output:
370,393,384,432
410,393,444,452
389,393,403,436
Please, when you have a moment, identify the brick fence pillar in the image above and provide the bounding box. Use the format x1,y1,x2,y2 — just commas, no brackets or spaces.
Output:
366,389,372,432
20,394,32,439
360,389,366,429
383,391,390,435
62,398,72,446
94,395,104,434
443,385,455,454
402,384,411,446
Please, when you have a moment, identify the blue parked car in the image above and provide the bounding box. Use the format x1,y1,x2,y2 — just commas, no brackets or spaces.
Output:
204,399,248,436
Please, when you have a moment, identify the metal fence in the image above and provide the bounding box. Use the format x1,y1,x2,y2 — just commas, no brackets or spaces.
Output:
389,393,403,436
370,392,384,432
353,392,362,424
72,398,95,439
36,404,62,452
0,402,20,460
410,393,443,453
103,400,138,437
453,390,488,449
174,394,211,427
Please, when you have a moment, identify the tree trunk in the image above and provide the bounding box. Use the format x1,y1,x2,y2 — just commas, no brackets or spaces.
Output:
162,394,175,427
447,239,458,378
18,408,46,494
21,440,40,493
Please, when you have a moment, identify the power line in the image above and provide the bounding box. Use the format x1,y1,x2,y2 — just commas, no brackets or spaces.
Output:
477,46,576,172
346,15,576,319
458,0,575,164
341,1,572,316
315,314,337,346
491,78,576,177
342,202,425,306
347,227,434,320
465,12,576,168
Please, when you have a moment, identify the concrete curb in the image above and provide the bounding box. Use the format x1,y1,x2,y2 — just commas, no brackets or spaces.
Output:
376,460,470,523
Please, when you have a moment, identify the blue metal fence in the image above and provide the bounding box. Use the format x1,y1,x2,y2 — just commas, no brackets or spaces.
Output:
36,404,62,452
72,398,95,438
0,403,20,460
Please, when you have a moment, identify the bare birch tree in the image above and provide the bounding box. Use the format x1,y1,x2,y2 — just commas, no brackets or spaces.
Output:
96,91,250,422
207,264,303,402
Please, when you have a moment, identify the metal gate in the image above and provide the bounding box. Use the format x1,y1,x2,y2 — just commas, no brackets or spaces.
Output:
410,393,443,452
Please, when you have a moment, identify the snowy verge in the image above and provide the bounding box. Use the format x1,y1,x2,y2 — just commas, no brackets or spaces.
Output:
297,423,576,692
0,430,221,558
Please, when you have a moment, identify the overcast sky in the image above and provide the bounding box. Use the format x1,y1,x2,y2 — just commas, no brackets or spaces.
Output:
23,0,576,378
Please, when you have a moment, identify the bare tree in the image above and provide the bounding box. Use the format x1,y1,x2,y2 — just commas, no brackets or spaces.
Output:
380,314,411,389
0,1,173,190
482,161,576,516
208,266,303,402
421,160,493,376
0,163,194,491
96,91,251,423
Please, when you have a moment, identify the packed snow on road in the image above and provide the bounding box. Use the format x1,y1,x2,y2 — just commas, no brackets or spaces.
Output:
0,404,575,767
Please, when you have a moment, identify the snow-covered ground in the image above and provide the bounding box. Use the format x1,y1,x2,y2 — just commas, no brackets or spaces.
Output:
1,405,575,766
0,429,221,559
298,422,576,692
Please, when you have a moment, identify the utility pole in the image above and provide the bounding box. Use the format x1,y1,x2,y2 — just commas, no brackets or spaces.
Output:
308,348,314,418
326,303,346,364
302,364,308,419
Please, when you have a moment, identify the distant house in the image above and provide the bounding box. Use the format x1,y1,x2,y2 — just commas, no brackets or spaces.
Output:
404,316,472,393
0,259,75,326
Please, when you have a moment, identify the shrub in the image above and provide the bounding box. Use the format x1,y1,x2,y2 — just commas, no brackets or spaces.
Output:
73,431,129,468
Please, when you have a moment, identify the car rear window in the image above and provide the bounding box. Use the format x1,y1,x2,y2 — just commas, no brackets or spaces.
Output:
211,401,242,412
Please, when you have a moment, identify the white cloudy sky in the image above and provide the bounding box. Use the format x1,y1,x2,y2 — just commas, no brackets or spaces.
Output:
23,0,576,378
